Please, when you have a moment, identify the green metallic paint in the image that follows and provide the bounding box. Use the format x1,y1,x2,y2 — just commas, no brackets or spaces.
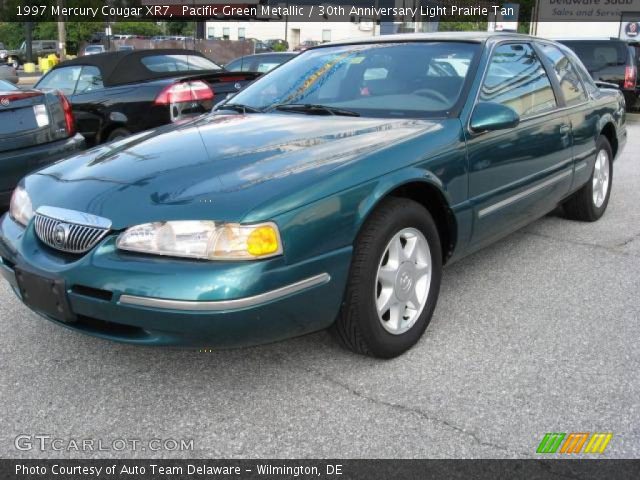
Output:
0,34,628,347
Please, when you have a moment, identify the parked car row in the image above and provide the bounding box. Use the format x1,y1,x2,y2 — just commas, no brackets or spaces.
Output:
33,49,260,145
0,33,627,359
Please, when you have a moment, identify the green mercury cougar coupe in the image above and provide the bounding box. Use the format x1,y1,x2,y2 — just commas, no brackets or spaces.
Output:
0,33,626,358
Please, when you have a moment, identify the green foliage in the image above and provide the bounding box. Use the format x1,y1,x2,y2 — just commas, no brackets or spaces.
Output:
167,22,195,37
272,43,287,52
112,22,162,37
0,22,23,49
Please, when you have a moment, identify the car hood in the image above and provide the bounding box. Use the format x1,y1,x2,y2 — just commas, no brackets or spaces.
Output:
26,113,447,229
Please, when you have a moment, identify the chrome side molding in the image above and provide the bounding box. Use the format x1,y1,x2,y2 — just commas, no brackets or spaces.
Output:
118,273,331,312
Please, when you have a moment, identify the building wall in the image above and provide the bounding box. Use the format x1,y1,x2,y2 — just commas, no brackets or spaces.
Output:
204,21,379,47
532,22,620,39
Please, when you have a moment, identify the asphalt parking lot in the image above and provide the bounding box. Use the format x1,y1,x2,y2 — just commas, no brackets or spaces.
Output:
1,119,639,460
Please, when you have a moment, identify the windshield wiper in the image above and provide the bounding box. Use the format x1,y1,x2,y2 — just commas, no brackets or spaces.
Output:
216,103,263,114
271,103,360,117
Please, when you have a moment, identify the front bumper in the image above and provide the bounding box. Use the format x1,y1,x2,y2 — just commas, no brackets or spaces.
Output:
0,134,85,207
0,214,351,347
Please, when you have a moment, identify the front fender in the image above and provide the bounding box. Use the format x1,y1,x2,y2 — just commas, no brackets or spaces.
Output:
352,167,450,237
273,167,456,266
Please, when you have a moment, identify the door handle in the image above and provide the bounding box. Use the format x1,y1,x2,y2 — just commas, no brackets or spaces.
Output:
559,124,571,135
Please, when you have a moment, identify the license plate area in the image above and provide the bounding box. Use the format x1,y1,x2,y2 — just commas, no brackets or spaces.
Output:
14,268,76,323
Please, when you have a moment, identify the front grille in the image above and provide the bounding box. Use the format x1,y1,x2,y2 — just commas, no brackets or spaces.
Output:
34,206,112,255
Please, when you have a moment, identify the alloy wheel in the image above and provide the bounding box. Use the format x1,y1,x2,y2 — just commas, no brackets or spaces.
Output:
592,149,610,209
375,227,432,335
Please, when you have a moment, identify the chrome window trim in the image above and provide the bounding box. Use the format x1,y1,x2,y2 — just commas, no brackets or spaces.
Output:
478,170,572,218
118,273,331,312
467,40,571,133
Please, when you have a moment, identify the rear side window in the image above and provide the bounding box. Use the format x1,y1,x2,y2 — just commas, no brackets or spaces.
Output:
561,41,628,73
226,57,256,72
538,43,588,106
75,66,103,93
36,66,81,95
141,55,221,72
480,43,557,118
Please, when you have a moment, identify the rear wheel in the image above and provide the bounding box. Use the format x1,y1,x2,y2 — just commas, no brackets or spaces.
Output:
106,128,131,143
10,58,19,69
564,136,613,222
331,197,442,358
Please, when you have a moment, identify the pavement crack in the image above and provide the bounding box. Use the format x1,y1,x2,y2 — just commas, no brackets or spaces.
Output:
300,365,532,458
615,230,640,248
520,230,640,258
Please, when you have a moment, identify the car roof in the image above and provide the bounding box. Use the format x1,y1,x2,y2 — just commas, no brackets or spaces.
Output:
50,49,216,87
319,31,538,48
236,52,297,58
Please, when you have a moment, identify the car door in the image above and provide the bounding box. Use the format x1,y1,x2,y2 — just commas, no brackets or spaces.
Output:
537,42,597,192
466,42,573,248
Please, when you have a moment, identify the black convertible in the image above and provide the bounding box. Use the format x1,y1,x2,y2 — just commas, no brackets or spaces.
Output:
35,49,259,144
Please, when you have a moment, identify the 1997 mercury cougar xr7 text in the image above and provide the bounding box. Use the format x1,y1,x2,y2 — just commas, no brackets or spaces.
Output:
0,33,626,358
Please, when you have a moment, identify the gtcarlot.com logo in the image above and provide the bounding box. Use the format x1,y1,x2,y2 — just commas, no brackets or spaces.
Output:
537,432,613,454
15,434,194,452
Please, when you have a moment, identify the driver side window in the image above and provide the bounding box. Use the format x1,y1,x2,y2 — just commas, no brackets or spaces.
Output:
480,43,557,119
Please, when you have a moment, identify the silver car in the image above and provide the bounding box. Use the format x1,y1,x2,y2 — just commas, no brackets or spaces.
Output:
0,64,18,84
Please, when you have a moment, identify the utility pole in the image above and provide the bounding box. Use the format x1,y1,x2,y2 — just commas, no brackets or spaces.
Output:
57,0,66,61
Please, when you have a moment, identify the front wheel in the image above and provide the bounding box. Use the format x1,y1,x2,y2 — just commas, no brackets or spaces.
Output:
10,58,19,70
564,135,613,222
331,197,442,358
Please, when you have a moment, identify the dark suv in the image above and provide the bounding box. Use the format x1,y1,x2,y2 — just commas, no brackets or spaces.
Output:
559,38,639,110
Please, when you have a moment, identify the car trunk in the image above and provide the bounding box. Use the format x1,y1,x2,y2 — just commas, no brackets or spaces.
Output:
188,71,261,102
0,90,69,153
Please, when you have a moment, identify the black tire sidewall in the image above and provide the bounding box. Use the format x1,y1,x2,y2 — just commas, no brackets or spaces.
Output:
352,200,442,358
106,128,131,142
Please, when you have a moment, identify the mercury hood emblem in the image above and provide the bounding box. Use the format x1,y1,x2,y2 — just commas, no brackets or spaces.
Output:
53,224,70,247
0,98,9,107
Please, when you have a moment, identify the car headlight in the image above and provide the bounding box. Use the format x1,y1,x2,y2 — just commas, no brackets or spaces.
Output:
9,186,34,227
116,221,283,260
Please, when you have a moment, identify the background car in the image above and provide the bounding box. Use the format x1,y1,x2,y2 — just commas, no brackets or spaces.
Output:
6,40,58,69
0,42,8,63
0,64,18,84
82,45,106,56
224,52,297,73
559,38,639,110
0,79,83,209
294,40,320,52
34,49,260,144
116,45,135,52
265,39,289,51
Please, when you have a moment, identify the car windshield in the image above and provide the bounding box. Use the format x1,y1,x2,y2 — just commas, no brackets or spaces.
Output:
85,46,103,53
229,41,479,118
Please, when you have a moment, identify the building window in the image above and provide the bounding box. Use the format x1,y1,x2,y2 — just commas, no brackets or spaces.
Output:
322,30,331,42
207,27,215,39
223,27,230,40
238,27,246,40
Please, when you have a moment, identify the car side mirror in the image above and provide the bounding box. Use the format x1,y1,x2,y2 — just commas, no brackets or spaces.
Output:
470,102,520,132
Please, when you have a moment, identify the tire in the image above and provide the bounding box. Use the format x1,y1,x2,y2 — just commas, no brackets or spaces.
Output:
564,135,613,222
331,197,443,358
10,58,19,70
106,128,131,143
